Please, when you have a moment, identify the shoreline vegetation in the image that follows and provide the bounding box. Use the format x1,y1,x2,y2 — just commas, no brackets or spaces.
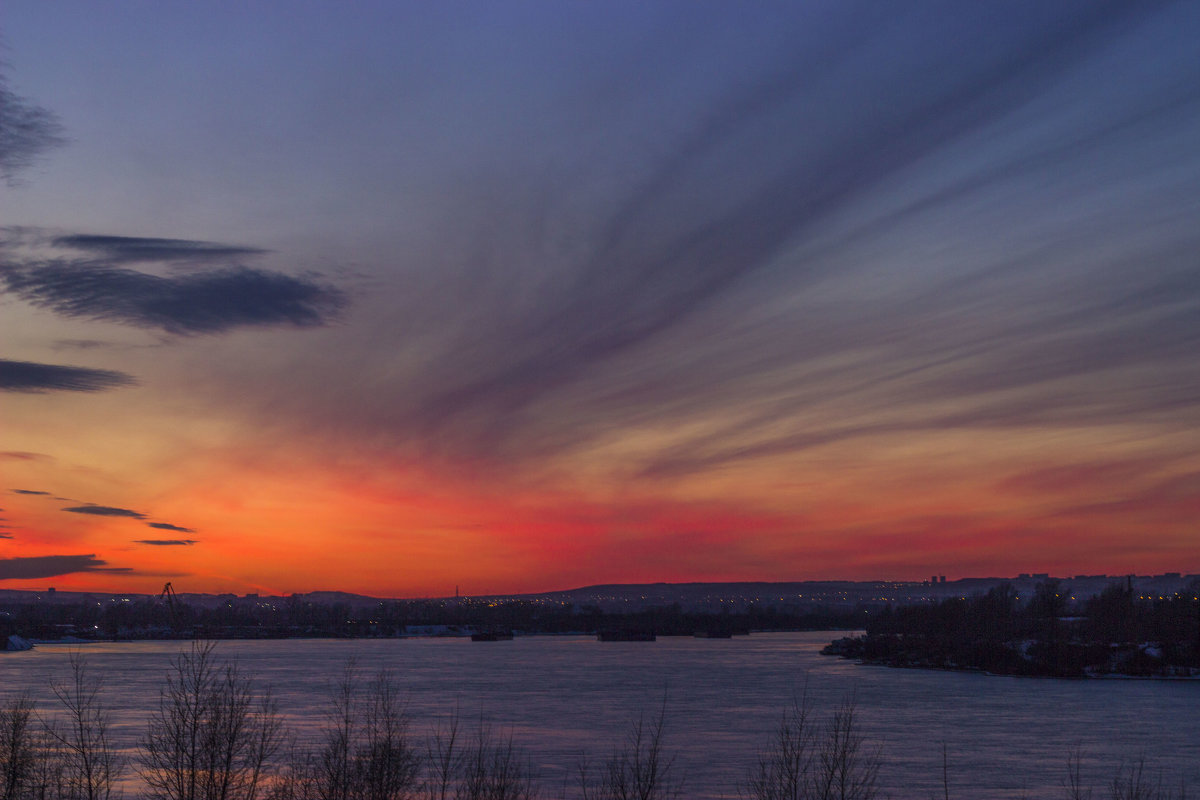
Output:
821,579,1200,679
0,595,866,645
6,577,1198,682
3,576,1195,649
1,643,1194,800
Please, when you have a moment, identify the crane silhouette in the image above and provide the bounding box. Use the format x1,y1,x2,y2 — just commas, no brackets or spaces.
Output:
158,581,183,636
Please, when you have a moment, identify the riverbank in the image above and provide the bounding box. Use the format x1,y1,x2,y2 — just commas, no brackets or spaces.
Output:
822,634,1200,679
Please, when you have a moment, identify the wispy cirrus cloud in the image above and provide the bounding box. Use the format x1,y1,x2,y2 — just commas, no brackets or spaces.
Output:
335,0,1200,476
0,358,136,393
52,339,115,351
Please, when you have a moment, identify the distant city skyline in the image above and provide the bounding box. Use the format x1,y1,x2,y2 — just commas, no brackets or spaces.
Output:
3,2,1200,597
4,571,1195,616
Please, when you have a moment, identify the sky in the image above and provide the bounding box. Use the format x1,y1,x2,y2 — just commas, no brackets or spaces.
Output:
2,1,1199,597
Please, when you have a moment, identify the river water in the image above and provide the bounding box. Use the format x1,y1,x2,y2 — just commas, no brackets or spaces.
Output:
2,632,1197,799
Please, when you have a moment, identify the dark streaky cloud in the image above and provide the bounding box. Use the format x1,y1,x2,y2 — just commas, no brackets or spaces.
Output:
0,71,67,183
1,451,53,461
63,505,146,519
0,358,136,393
147,522,195,533
0,554,130,580
134,539,197,546
12,489,50,495
53,235,267,264
1,261,345,335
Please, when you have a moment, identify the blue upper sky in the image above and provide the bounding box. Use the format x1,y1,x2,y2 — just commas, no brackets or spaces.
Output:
2,1,1199,593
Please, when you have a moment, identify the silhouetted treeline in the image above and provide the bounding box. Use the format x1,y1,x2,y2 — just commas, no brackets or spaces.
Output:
824,579,1200,677
0,596,867,642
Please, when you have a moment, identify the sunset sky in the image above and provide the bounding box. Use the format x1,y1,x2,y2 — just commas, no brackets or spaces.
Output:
2,2,1199,597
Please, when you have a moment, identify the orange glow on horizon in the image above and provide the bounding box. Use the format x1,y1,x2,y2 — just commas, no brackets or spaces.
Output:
5,425,1198,597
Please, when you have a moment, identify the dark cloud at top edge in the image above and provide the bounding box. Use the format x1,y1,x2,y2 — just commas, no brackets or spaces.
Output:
52,234,268,264
62,504,146,519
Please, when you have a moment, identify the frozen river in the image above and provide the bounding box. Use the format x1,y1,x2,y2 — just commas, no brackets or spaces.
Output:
2,632,1197,798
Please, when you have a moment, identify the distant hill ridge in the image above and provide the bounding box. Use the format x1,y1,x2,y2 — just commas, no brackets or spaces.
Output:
2,573,1195,610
